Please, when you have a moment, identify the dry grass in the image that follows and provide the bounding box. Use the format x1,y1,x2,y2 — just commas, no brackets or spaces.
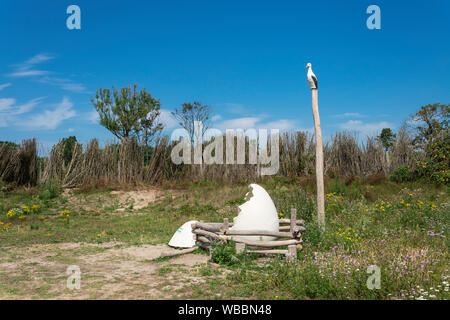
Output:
0,130,424,189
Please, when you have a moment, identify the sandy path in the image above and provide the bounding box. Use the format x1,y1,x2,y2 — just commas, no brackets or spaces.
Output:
0,242,212,299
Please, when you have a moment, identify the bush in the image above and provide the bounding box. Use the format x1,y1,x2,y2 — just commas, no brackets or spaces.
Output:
38,181,62,200
416,135,449,185
211,241,238,266
390,165,413,183
271,187,315,222
211,241,256,266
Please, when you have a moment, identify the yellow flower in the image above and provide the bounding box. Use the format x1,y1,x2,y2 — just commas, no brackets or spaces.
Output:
19,215,26,220
32,204,40,213
60,209,70,219
23,206,30,214
2,222,11,231
6,209,16,218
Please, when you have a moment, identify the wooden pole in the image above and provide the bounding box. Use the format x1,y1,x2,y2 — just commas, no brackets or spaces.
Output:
287,208,298,259
311,88,325,231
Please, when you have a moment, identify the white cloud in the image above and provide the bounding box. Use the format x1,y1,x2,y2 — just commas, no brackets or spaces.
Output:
9,70,50,77
211,114,222,121
0,97,44,115
331,112,366,118
39,76,87,93
86,110,100,124
25,54,54,65
0,83,11,91
217,117,261,130
263,119,297,130
24,97,76,130
158,109,178,129
7,54,88,95
0,98,16,112
216,116,298,131
215,103,249,115
8,53,54,78
338,120,393,136
0,97,45,127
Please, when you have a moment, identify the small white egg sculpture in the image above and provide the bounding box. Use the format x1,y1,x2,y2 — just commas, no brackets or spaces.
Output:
230,184,279,241
168,220,198,248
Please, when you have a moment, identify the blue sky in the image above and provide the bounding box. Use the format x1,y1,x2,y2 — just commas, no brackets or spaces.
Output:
1,0,449,149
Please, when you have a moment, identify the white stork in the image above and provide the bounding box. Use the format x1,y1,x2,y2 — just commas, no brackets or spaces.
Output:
305,62,318,90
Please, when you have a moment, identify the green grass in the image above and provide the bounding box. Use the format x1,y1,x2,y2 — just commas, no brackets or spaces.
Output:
0,178,448,300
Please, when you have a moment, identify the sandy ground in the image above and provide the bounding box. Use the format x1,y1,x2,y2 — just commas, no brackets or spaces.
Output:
0,242,213,299
111,189,163,210
0,188,232,299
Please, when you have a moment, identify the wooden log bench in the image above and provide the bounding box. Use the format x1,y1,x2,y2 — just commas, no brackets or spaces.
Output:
192,208,304,260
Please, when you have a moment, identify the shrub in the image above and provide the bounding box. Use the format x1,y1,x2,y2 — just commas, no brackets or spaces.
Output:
416,135,449,185
390,165,413,183
38,181,62,200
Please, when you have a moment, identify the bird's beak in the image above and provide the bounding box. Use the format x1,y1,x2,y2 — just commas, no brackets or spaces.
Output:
305,65,309,69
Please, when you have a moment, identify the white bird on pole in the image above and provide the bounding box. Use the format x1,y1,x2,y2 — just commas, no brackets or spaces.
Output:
305,62,318,90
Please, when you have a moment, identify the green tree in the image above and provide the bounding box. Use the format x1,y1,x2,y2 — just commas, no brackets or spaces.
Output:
377,128,396,152
410,103,449,151
91,84,163,144
171,101,212,144
61,136,80,166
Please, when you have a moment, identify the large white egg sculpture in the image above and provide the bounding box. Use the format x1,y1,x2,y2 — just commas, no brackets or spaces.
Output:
168,220,198,248
230,184,279,241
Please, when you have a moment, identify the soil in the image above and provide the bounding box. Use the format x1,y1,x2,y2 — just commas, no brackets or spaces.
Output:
0,242,211,299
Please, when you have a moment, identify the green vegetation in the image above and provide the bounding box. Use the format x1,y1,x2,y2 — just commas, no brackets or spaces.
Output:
0,178,448,299
377,128,396,152
91,84,163,144
0,102,447,299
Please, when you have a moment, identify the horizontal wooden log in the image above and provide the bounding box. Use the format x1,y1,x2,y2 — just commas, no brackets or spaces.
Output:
231,237,301,248
247,249,288,255
197,236,210,244
196,241,211,250
194,228,302,248
279,219,304,225
279,225,306,232
224,230,294,239
192,222,233,232
159,246,198,258
193,229,231,241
